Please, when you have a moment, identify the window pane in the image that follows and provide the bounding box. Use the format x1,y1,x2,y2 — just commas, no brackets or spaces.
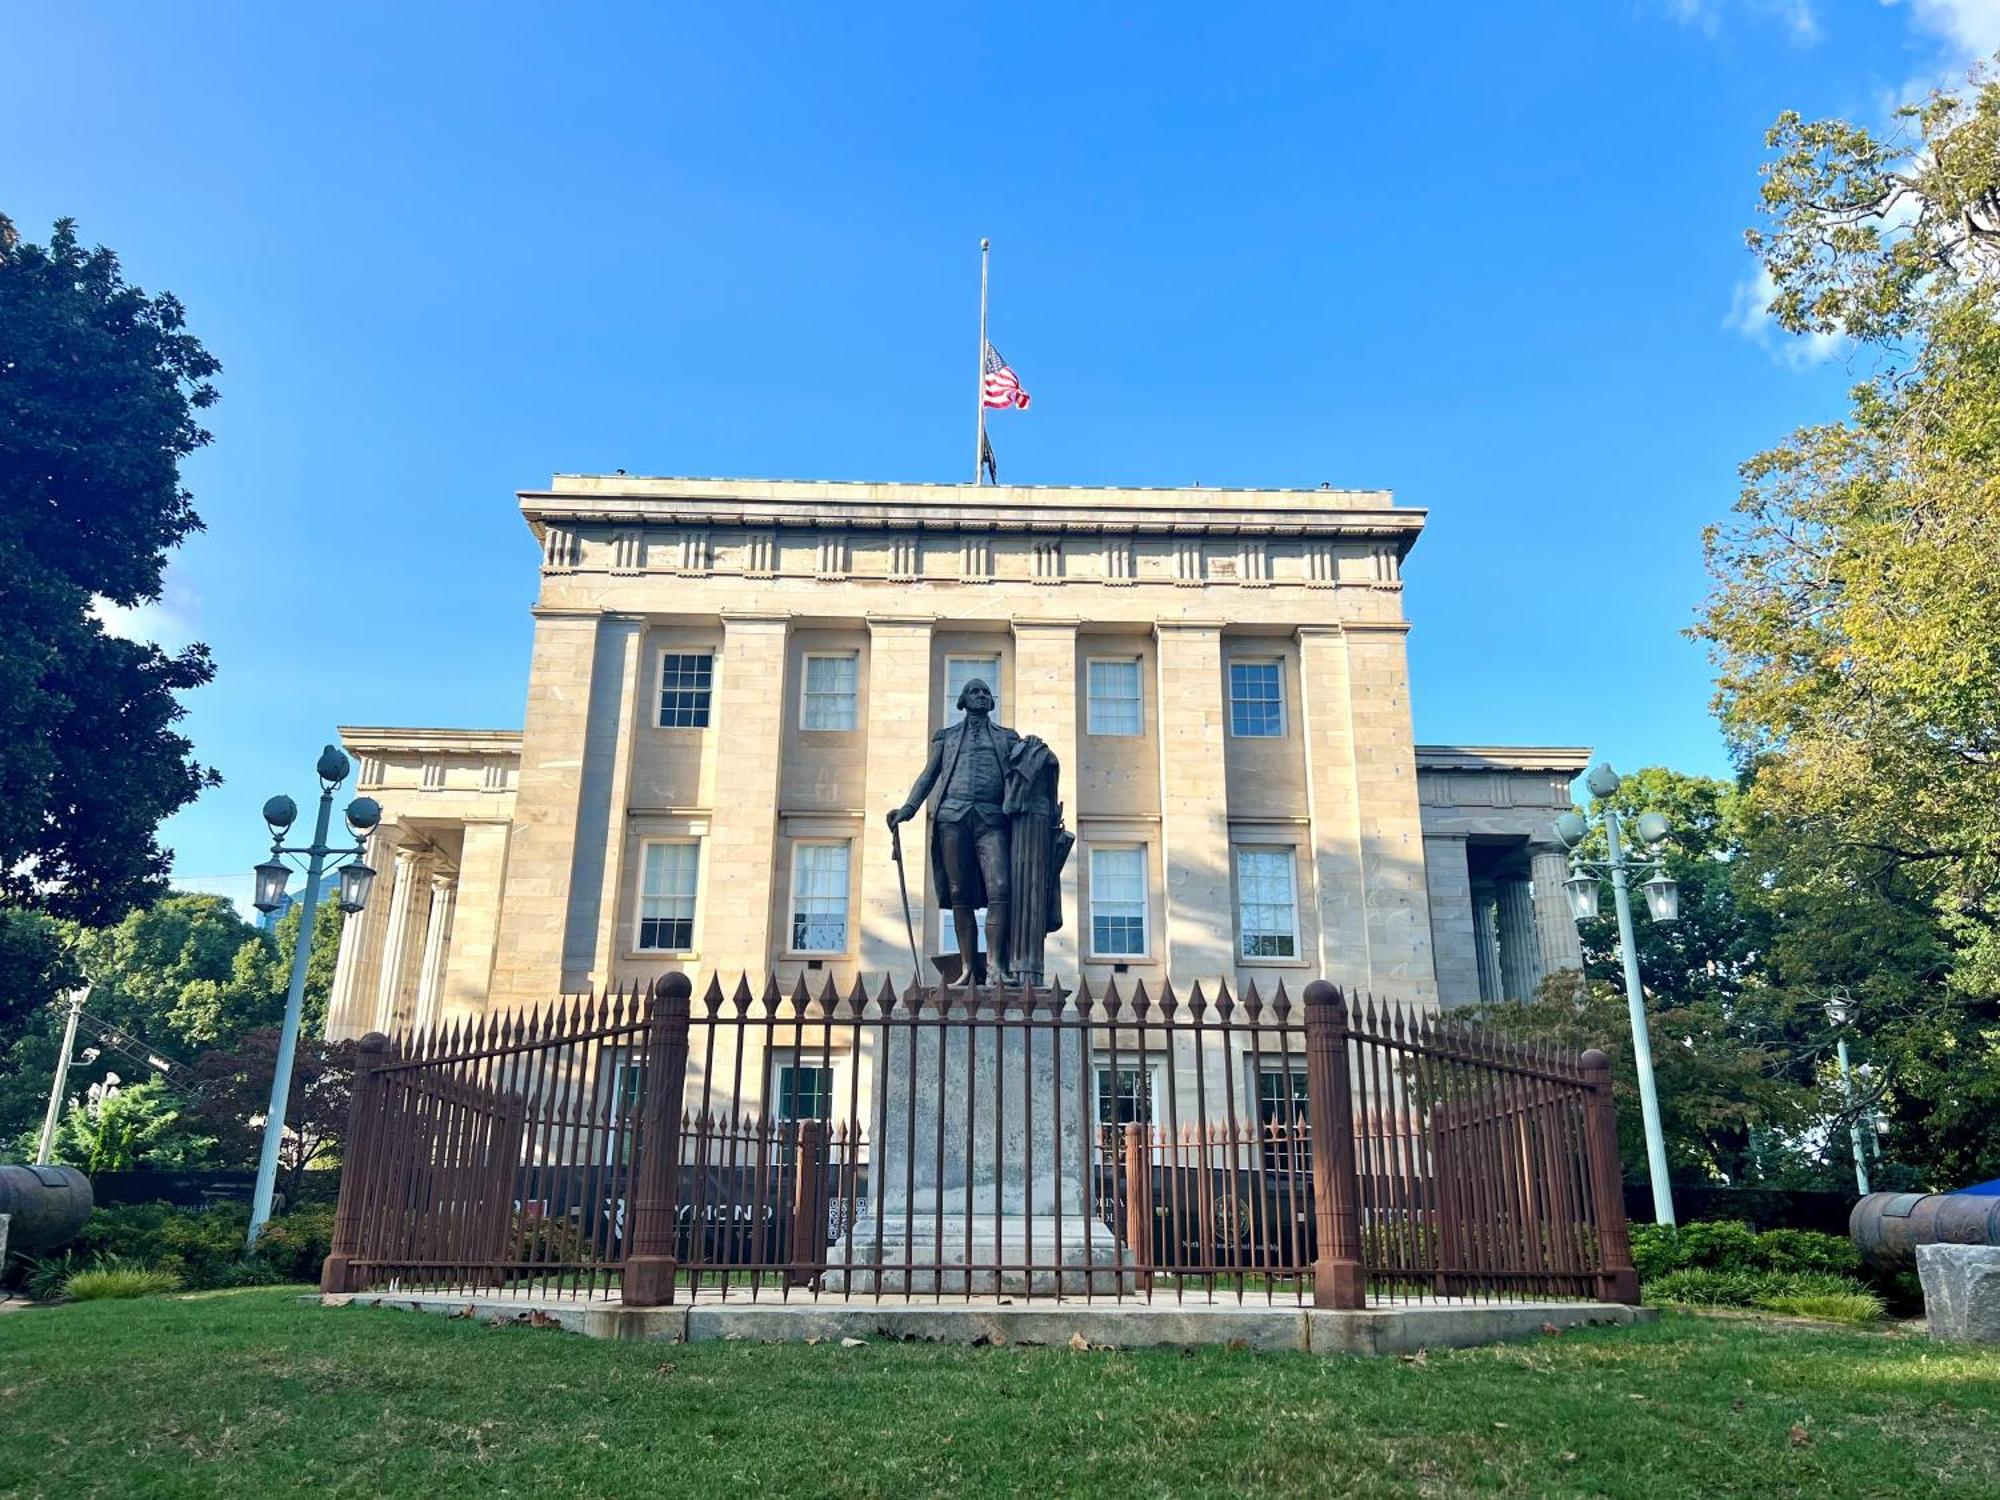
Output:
801,654,858,731
791,842,850,952
1228,661,1283,738
777,1064,833,1122
938,908,987,955
659,652,714,728
1086,658,1142,736
946,656,1001,725
1237,848,1298,959
1089,847,1147,956
638,842,699,950
1094,1066,1154,1125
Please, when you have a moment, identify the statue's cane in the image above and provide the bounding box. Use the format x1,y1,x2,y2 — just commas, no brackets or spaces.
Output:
888,816,924,982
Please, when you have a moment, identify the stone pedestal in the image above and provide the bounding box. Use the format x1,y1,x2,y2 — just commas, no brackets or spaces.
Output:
827,991,1133,1293
1918,1243,2000,1344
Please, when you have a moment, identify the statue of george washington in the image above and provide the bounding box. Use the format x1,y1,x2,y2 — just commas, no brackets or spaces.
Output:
885,677,1072,986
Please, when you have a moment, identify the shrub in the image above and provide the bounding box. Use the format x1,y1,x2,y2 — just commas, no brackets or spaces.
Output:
253,1202,335,1283
74,1200,333,1290
21,1251,86,1303
1630,1220,1859,1281
1760,1289,1885,1324
1644,1268,1881,1322
64,1261,183,1301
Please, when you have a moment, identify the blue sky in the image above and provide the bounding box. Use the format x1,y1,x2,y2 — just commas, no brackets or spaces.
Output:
6,2,1994,880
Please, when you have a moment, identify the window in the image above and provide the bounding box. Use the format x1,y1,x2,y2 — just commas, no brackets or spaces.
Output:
1257,1067,1310,1172
1094,1065,1156,1128
637,841,699,951
800,653,858,731
790,842,851,953
945,654,1001,725
659,651,714,728
1228,660,1285,738
1086,658,1142,736
938,907,987,956
1236,848,1299,959
1088,846,1147,957
774,1063,834,1123
603,1050,646,1164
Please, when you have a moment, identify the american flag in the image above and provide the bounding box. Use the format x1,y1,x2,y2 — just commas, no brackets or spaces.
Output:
982,342,1031,410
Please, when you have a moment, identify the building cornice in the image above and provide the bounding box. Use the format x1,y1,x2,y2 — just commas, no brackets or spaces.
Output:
1414,745,1592,775
339,726,524,756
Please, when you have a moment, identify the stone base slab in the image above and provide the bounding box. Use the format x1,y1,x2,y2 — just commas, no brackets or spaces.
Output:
824,1214,1135,1295
1918,1243,2000,1344
320,1290,1652,1355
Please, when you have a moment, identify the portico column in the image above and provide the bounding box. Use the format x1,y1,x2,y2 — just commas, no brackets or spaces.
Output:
1011,619,1080,979
1469,880,1504,1007
1496,875,1541,1002
410,872,458,1035
859,616,936,981
1530,842,1585,981
372,845,429,1033
1421,834,1479,1009
324,830,382,1040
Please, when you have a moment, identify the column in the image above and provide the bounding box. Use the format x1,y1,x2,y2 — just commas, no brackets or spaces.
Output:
1295,626,1369,990
410,871,458,1035
1421,834,1480,1008
1530,842,1585,980
1154,623,1233,985
702,614,791,969
442,822,511,1019
1469,880,1503,1007
582,617,648,990
858,617,935,981
1496,876,1541,1003
323,831,383,1040
371,844,429,1033
1011,619,1080,979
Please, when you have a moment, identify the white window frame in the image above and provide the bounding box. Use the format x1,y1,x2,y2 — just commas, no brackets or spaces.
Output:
1226,658,1286,739
1086,844,1150,960
657,649,716,730
799,651,860,732
937,907,988,956
945,654,1002,725
787,839,852,955
634,838,701,953
1085,656,1143,737
1234,845,1301,962
1091,1055,1169,1165
767,1051,845,1124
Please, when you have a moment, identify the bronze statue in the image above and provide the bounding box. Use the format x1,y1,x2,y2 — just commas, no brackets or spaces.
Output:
885,677,1072,986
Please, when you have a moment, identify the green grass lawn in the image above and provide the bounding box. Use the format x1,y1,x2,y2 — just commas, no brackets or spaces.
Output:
2,1289,1996,1498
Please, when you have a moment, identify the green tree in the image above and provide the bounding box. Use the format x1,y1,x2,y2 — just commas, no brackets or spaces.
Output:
0,215,220,926
190,1030,356,1205
1697,63,2000,1189
44,1076,217,1173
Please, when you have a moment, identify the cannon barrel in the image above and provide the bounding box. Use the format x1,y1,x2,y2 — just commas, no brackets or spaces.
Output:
0,1164,94,1254
1850,1191,2000,1271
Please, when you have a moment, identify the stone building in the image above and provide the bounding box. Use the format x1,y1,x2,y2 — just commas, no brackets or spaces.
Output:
324,475,1584,1042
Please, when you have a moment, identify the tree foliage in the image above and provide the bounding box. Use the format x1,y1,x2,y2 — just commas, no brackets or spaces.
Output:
190,1029,356,1205
0,215,220,925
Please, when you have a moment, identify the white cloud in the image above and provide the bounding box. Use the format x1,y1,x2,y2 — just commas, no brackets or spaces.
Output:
1725,266,1846,368
1662,0,1821,44
91,576,201,651
1886,0,2000,63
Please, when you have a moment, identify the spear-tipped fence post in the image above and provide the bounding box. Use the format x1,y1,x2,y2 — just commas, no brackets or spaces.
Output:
320,1030,392,1294
1580,1048,1641,1304
1304,979,1365,1309
624,973,693,1306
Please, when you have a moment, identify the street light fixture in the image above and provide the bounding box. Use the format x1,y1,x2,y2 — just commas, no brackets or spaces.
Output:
1823,989,1871,1195
1554,761,1681,1227
245,746,378,1250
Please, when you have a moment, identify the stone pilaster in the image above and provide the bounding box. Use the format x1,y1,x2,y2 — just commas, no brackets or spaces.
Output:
372,844,430,1032
577,616,648,991
442,822,510,1019
859,616,935,981
1011,619,1080,979
410,872,458,1035
1530,842,1584,981
323,830,383,1041
1296,625,1369,992
1496,875,1540,1003
1154,623,1233,984
1422,834,1480,1009
1341,623,1436,1004
1470,880,1503,1007
704,613,791,967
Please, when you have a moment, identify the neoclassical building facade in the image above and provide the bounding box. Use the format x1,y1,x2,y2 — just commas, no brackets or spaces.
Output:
324,476,1584,1040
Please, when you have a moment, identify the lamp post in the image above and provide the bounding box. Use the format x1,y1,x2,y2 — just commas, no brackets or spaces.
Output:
246,745,381,1250
1554,762,1680,1228
1824,991,1871,1196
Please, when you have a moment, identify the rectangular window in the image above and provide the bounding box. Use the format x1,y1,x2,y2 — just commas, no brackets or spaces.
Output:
1228,660,1285,738
602,1050,646,1164
775,1063,834,1123
1088,846,1148,957
1236,847,1299,959
1257,1067,1310,1172
636,841,699,951
1093,1060,1163,1166
800,653,859,731
658,651,714,729
945,655,1002,725
789,841,851,953
938,907,987,956
1086,658,1142,736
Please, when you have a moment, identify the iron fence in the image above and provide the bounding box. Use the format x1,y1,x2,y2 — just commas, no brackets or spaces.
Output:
321,974,1638,1308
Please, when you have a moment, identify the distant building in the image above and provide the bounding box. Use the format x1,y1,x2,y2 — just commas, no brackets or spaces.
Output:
324,474,1584,1042
173,870,341,933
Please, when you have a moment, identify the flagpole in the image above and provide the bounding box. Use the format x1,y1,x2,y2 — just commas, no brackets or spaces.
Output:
975,237,990,485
